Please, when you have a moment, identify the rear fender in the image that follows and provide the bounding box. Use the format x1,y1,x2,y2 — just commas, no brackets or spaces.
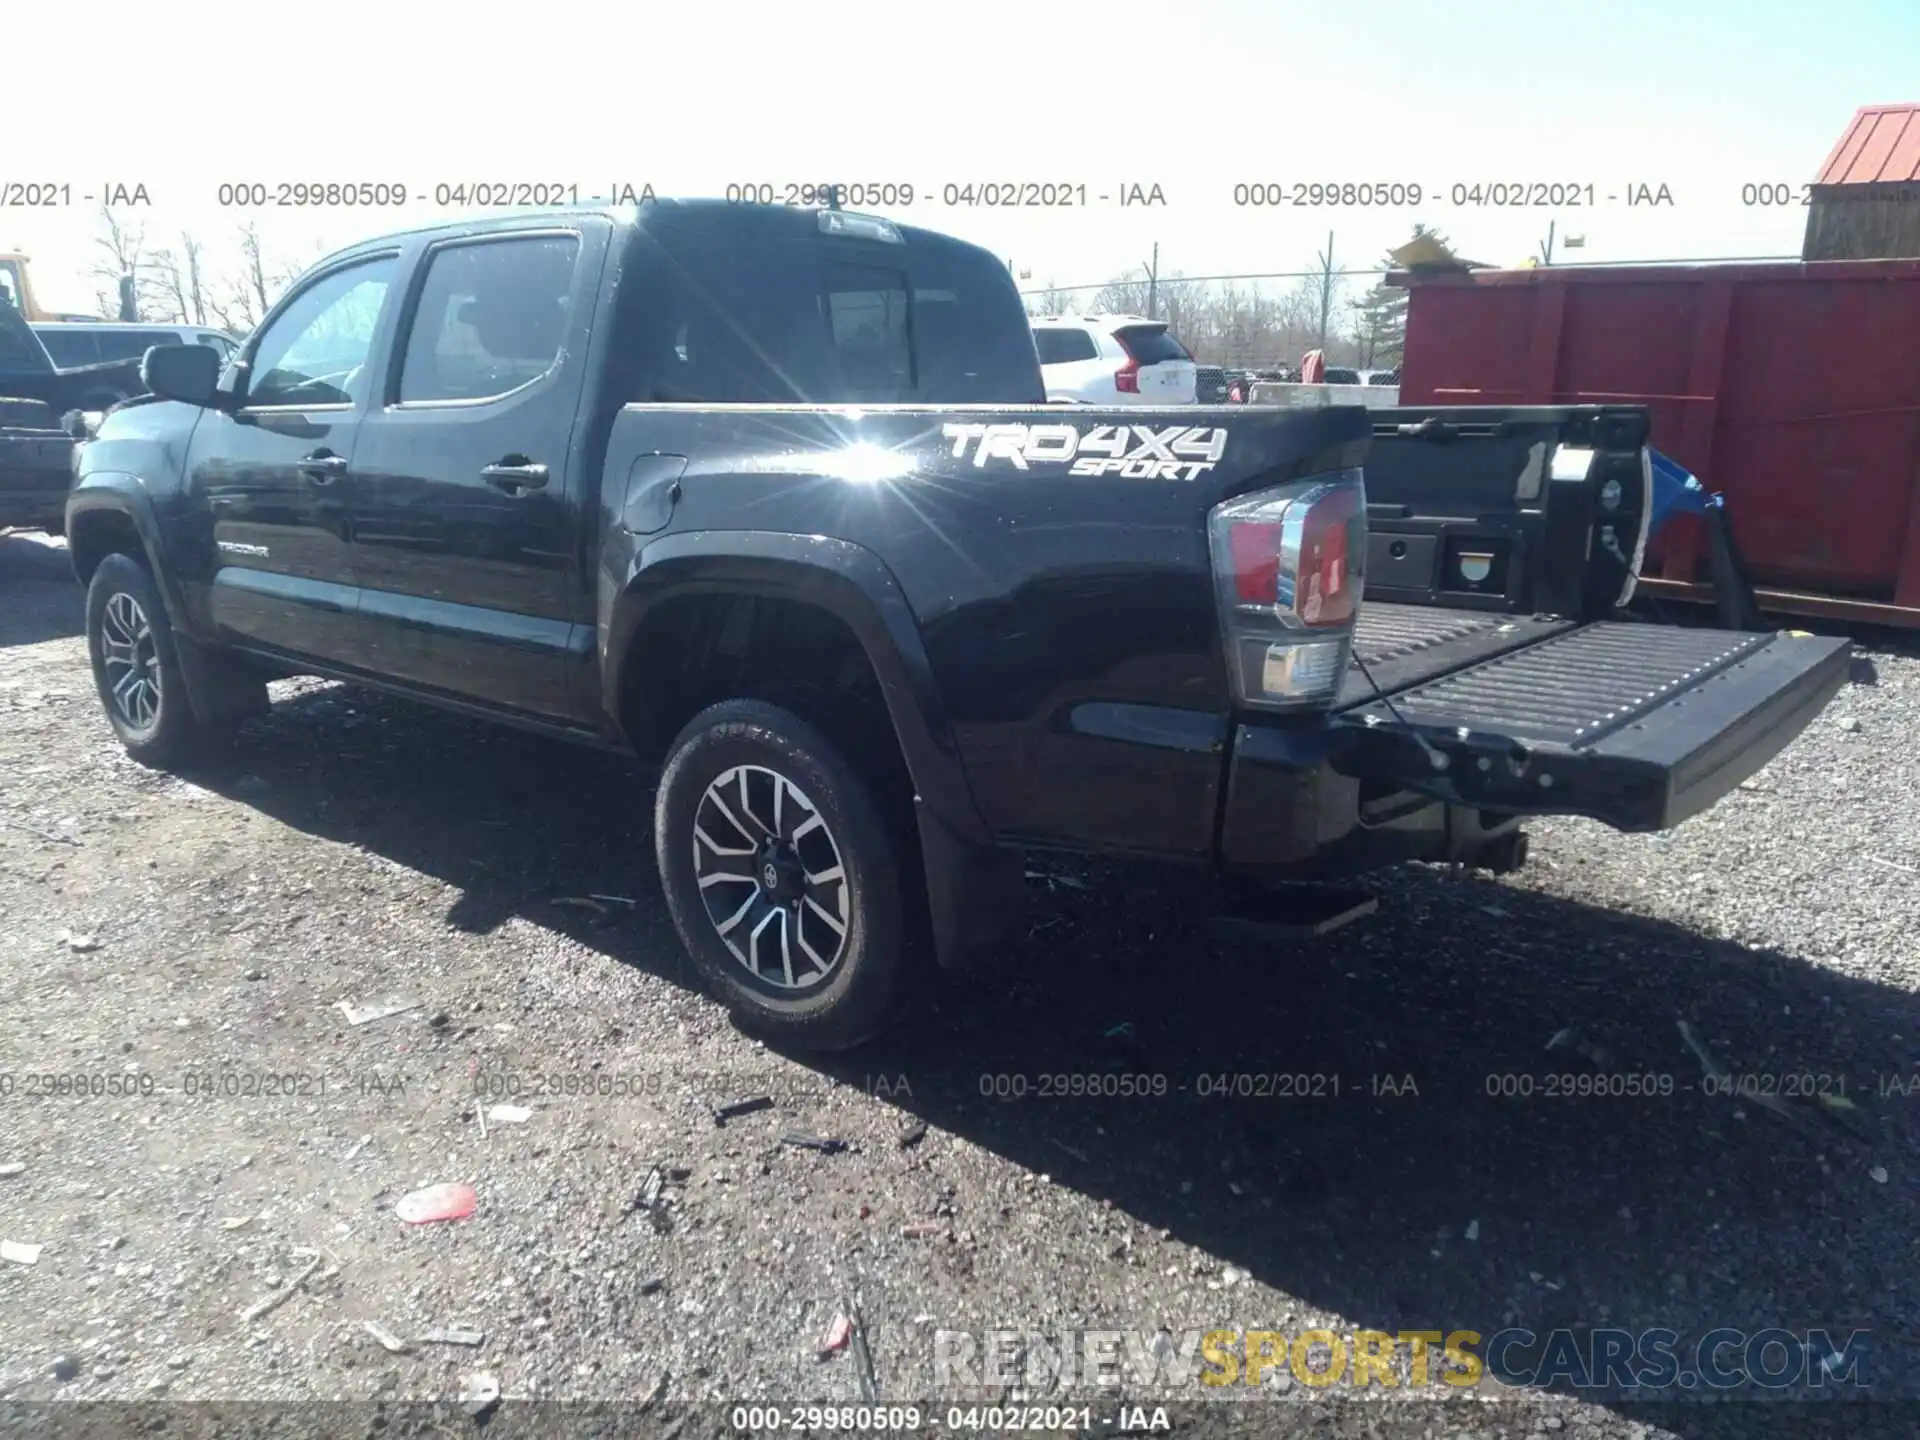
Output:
606,530,1022,969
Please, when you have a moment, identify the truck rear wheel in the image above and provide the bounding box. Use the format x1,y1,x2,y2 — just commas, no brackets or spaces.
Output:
655,698,907,1051
84,553,226,767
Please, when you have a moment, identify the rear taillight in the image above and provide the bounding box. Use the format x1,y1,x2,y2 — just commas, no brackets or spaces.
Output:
1207,469,1366,710
1113,331,1143,393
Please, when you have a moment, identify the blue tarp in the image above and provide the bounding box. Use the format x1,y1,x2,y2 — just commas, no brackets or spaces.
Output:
1649,449,1712,537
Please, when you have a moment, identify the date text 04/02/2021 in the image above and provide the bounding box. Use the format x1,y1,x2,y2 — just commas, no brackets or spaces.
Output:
973,1072,1418,1099
210,182,656,209
1229,180,1676,207
0,1071,408,1100
722,182,1167,207
723,1403,1160,1433
198,181,1169,210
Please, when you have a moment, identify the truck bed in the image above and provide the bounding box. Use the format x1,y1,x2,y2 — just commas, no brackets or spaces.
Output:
1342,603,1574,706
1333,405,1850,832
0,421,75,532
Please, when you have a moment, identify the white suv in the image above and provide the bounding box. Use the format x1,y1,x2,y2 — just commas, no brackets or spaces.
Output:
1031,315,1197,404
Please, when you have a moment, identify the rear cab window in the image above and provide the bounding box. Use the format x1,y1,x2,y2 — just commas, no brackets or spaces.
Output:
624,209,1045,405
1112,324,1190,365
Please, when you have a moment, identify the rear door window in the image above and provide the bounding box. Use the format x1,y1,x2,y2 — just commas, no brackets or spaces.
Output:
1033,328,1099,365
398,234,581,404
1113,325,1190,364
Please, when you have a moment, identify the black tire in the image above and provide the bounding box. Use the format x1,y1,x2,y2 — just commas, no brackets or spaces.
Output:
655,698,908,1051
84,552,222,767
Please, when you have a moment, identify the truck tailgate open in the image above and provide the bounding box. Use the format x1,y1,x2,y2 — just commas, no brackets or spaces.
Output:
1333,617,1850,833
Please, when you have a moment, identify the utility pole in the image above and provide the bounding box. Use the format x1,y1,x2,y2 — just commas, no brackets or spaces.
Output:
1143,242,1159,320
1315,231,1335,349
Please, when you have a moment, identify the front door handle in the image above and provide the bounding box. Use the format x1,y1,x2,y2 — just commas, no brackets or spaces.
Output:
299,450,348,484
481,459,550,495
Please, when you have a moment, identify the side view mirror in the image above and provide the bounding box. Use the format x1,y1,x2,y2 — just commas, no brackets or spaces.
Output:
142,342,226,408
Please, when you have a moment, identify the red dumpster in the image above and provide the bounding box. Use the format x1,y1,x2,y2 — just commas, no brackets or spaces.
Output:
1394,260,1920,627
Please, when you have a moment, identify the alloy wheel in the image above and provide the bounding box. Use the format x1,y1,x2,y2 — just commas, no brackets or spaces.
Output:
692,764,849,991
100,591,162,731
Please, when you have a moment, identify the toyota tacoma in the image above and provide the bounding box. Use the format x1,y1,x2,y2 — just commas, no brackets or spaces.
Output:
64,200,1850,1048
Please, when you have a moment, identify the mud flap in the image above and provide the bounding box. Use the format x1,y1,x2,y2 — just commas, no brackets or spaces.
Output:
174,634,271,727
1333,623,1851,832
915,802,1028,974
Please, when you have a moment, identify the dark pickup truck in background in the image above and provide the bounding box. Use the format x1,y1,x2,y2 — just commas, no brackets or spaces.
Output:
1,300,146,532
64,200,1850,1049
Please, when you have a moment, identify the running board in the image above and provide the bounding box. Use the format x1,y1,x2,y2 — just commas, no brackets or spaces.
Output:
1332,623,1851,833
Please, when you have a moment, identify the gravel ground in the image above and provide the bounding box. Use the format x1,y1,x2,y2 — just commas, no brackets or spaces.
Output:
2,528,1918,1440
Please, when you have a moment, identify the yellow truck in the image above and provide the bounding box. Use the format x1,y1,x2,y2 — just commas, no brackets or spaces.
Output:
0,252,98,322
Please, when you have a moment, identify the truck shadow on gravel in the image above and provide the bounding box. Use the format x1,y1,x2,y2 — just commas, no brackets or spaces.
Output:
187,680,1917,1433
0,537,83,646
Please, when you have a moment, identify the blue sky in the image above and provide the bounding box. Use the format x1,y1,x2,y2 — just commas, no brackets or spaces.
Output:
10,0,1918,312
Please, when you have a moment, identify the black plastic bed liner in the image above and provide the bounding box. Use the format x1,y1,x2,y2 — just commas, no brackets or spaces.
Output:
1335,613,1851,833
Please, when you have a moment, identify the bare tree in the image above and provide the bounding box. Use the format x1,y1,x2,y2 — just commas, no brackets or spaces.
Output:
1089,271,1204,334
89,203,147,321
205,222,302,335
180,233,208,325
147,232,211,325
1031,249,1418,371
239,222,272,318
1025,279,1078,317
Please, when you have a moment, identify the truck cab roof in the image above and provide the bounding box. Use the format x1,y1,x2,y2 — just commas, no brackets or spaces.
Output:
324,198,999,271
294,198,1043,410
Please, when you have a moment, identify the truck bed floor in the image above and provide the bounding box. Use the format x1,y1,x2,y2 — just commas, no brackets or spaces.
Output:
1340,603,1574,708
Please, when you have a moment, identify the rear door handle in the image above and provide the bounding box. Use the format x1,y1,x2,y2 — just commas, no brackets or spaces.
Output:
481,459,549,495
299,451,348,484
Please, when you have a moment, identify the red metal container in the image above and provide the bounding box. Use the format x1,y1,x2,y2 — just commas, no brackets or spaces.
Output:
1396,260,1920,627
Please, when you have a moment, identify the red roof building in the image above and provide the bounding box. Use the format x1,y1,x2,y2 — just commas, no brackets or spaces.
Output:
1805,104,1920,259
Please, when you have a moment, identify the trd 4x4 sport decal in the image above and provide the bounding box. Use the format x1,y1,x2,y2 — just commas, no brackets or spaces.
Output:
941,422,1229,481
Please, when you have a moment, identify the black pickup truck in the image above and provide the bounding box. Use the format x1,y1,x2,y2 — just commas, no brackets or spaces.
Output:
65,200,1849,1049
1,300,144,532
